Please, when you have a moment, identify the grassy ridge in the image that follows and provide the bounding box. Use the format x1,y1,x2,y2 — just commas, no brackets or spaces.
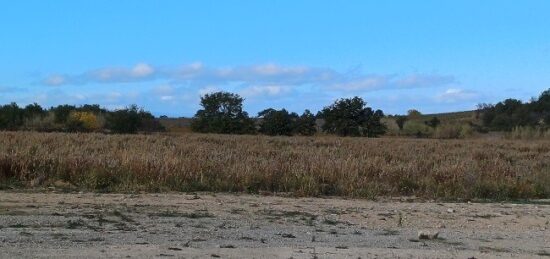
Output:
1,131,549,200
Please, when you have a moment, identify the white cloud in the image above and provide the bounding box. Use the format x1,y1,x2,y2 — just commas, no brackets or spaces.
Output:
436,88,479,103
131,63,154,77
332,74,455,92
153,84,174,95
44,75,66,86
240,85,288,97
160,95,175,101
40,63,455,96
332,76,388,91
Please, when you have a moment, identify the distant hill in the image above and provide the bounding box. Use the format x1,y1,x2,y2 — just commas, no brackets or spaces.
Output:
417,110,477,123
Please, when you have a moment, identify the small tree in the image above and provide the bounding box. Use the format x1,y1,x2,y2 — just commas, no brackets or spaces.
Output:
191,92,255,134
425,117,441,128
318,97,386,137
293,109,317,136
258,108,297,136
106,105,142,134
395,116,408,131
407,109,422,119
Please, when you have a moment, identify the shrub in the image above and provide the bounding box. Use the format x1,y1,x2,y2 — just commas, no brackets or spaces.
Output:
106,105,142,134
402,121,433,138
506,126,550,140
67,111,101,132
23,112,58,131
434,123,473,139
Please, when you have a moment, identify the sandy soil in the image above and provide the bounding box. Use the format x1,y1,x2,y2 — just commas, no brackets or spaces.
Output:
0,191,548,258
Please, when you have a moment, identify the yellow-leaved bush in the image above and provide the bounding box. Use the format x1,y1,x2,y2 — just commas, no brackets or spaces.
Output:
67,111,101,131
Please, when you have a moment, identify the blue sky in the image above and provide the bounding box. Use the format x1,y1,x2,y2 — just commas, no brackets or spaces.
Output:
1,1,549,117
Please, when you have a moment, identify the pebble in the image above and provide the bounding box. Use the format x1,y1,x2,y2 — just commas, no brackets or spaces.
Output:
418,230,439,240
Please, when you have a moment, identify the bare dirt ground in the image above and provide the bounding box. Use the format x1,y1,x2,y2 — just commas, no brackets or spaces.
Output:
0,191,549,258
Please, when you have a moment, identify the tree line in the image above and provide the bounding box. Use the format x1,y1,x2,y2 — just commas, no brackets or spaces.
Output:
2,88,547,136
0,92,388,137
0,103,164,134
190,92,387,137
477,88,550,131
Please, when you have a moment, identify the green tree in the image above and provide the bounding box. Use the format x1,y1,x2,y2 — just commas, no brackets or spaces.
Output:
395,116,408,131
257,108,297,136
293,109,317,136
318,97,386,137
0,102,24,130
425,117,441,128
105,105,142,134
51,104,77,124
407,109,422,119
23,103,46,119
191,92,255,134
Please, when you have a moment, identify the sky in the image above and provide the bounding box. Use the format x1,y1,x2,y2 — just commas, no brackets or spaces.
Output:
1,1,550,117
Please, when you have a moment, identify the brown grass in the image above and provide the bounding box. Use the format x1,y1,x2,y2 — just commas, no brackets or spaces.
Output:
0,131,549,200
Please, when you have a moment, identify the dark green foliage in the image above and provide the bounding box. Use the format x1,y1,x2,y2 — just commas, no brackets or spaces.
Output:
0,103,24,130
425,117,440,128
23,103,46,119
51,105,77,123
139,111,166,133
478,88,550,131
190,91,255,134
258,108,296,136
258,108,317,136
105,105,142,134
318,97,386,137
78,104,107,114
293,109,317,136
395,116,407,130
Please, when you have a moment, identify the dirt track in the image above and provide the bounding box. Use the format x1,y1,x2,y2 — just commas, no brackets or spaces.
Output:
0,191,549,258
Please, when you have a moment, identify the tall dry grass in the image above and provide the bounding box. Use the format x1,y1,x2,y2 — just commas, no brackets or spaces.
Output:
0,131,549,200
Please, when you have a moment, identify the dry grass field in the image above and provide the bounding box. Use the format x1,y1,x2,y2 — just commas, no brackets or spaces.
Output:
0,131,549,200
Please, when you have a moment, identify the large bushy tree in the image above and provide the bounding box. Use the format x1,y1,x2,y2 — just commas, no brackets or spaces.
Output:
190,92,255,134
318,97,386,137
257,108,317,136
258,108,296,136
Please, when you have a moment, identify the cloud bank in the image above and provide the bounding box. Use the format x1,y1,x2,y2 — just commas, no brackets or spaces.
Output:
43,63,455,94
27,62,484,116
